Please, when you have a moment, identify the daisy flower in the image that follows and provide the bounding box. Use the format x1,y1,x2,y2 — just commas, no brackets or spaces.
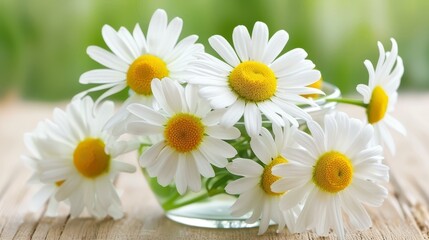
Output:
357,38,405,154
23,97,136,219
187,21,322,137
126,78,240,195
225,124,300,235
272,112,389,239
76,9,203,106
23,127,63,216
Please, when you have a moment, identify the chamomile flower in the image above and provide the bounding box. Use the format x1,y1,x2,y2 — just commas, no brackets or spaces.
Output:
126,78,240,195
272,112,389,239
357,38,405,154
23,97,136,219
225,124,299,235
188,22,322,137
24,131,63,216
77,9,203,106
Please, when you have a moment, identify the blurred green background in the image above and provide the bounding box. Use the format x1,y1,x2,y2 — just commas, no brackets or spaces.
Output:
1,0,428,101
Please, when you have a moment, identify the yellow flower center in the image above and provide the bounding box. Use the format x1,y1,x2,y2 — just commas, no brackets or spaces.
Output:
164,113,205,153
302,77,323,98
261,156,287,196
228,61,277,102
55,180,65,187
127,54,169,95
313,151,353,193
367,86,389,124
73,138,110,178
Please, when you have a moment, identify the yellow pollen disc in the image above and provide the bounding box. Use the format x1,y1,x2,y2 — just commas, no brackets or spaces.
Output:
302,77,323,98
313,151,353,193
164,113,205,153
73,138,110,178
127,54,169,95
228,61,277,102
55,180,65,187
261,156,287,196
367,86,389,124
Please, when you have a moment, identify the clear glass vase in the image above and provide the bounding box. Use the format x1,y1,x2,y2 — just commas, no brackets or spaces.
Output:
142,82,341,229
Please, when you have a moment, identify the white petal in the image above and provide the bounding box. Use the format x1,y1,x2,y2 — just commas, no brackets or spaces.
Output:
384,115,406,136
208,91,238,109
102,25,134,63
159,17,183,56
220,100,245,127
86,46,129,72
127,121,163,135
225,177,260,195
209,35,240,67
118,27,140,58
250,22,269,60
186,154,202,192
206,125,240,140
244,103,262,137
356,84,371,104
55,177,81,201
175,155,188,195
147,9,168,54
340,190,372,230
133,23,147,53
226,158,263,177
192,150,215,178
349,178,388,207
279,182,313,210
293,130,320,159
250,136,272,164
262,30,288,64
127,103,166,125
79,69,126,84
157,155,178,186
202,136,237,158
270,48,307,73
232,25,251,62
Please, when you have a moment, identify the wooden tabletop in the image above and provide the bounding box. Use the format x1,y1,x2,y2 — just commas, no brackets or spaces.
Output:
1,94,429,240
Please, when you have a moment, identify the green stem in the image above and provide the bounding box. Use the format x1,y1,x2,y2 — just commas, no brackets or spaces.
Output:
326,98,368,108
162,188,225,211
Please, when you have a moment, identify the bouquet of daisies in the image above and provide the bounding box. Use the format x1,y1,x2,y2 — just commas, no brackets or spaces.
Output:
23,9,405,239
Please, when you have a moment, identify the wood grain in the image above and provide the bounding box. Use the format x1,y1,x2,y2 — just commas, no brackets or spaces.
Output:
1,94,428,239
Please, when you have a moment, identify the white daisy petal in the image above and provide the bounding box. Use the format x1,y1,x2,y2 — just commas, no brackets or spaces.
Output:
206,125,240,140
186,154,202,192
226,158,264,177
192,150,215,178
244,103,262,137
250,22,269,60
232,25,251,62
280,183,313,210
270,48,307,73
127,103,166,125
262,30,288,64
225,177,260,195
118,27,140,59
102,25,134,63
220,100,245,127
147,9,168,54
79,69,126,84
133,23,147,53
250,137,272,164
126,121,164,135
202,136,237,158
356,84,371,104
209,35,240,67
159,17,183,56
86,46,129,72
175,154,188,195
384,115,406,135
